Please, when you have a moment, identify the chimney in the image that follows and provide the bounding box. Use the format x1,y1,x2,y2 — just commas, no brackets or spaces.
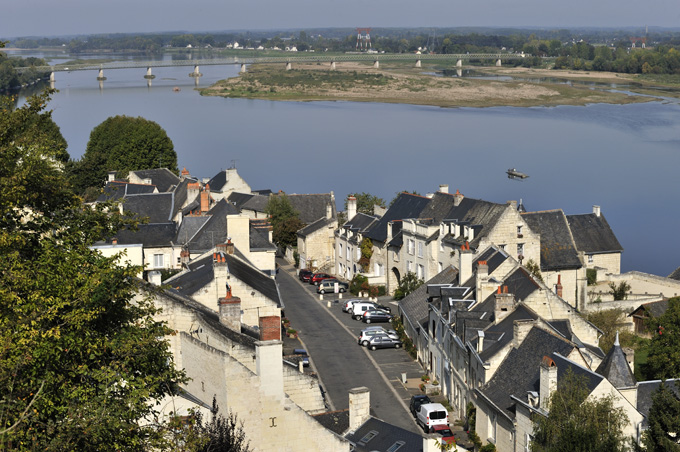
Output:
187,182,200,205
539,356,558,410
513,319,534,348
458,243,472,284
181,167,190,178
453,189,464,207
439,184,449,194
326,202,332,220
226,238,235,255
494,290,515,324
112,237,118,245
593,205,601,217
256,339,284,401
387,222,393,241
349,387,371,431
200,184,211,213
107,171,117,182
226,215,250,259
218,293,241,332
180,247,190,266
259,315,281,341
555,274,563,298
347,196,357,221
507,200,518,209
148,270,162,286
476,330,485,354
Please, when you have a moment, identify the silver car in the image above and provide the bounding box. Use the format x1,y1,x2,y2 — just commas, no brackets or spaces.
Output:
358,327,400,346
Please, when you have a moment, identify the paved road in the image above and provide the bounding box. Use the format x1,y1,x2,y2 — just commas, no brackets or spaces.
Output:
276,260,423,433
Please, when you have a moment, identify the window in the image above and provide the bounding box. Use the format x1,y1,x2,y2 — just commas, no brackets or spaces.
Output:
517,225,523,237
386,441,405,452
339,243,343,257
517,243,524,257
153,254,164,268
588,254,594,264
408,239,415,255
359,431,379,444
417,264,424,279
417,241,423,257
499,244,505,251
347,246,350,260
407,261,413,273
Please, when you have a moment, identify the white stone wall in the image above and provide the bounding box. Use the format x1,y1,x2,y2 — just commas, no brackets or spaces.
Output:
486,207,541,265
282,362,326,414
542,267,586,308
298,222,337,273
210,168,252,202
588,252,621,275
144,245,181,270
91,244,144,277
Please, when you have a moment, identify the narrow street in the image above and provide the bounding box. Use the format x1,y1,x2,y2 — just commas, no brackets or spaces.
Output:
276,259,423,433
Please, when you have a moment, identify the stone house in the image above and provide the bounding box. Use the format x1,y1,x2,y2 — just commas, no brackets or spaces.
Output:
334,196,379,281
205,167,252,202
296,204,338,272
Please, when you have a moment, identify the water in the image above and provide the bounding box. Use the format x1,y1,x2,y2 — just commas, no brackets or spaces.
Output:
11,54,680,277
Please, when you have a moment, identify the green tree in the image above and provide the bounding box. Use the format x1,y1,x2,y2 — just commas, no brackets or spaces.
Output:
586,308,638,353
645,297,680,379
265,193,303,248
0,91,186,450
531,368,629,452
394,272,424,301
524,259,544,283
359,237,373,272
609,281,631,301
69,115,177,194
640,382,680,452
345,192,386,216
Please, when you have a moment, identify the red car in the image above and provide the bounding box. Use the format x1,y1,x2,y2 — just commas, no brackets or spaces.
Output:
432,425,456,446
309,273,333,285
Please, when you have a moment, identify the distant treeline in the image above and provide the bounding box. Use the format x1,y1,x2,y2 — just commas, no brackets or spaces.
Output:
0,53,50,91
554,43,680,74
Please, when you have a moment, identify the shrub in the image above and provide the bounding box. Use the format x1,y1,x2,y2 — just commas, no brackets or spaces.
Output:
293,250,299,268
587,268,597,285
609,281,631,300
350,274,368,295
377,285,386,296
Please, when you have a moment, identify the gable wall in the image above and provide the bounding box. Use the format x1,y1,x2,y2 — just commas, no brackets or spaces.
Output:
298,222,337,273
483,207,540,265
589,252,621,275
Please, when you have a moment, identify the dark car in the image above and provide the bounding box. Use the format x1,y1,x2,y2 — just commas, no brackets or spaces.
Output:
409,395,432,417
366,334,402,350
298,269,313,282
362,308,393,324
310,273,334,285
372,302,392,313
293,348,309,367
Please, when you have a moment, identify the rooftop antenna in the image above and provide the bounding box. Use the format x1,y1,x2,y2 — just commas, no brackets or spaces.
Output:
230,159,238,169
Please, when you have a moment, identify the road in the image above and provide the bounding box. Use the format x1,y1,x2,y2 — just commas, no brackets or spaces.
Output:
276,259,424,433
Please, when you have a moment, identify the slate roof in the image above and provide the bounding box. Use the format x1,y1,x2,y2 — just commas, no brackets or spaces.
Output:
172,179,190,216
297,216,336,238
224,252,280,305
364,193,431,243
250,224,276,251
345,417,423,452
227,192,255,210
417,191,460,224
207,170,228,192
398,267,458,331
103,222,177,247
637,379,680,427
476,305,540,361
595,336,636,388
312,410,350,436
343,212,379,234
441,197,507,249
522,210,582,271
186,199,240,254
287,193,336,224
97,181,157,202
479,328,580,419
176,216,210,245
567,213,623,254
240,194,270,213
121,193,175,223
168,254,215,296
502,267,541,302
630,299,670,319
130,168,180,192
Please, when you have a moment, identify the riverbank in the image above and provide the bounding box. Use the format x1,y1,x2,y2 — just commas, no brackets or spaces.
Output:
199,62,673,108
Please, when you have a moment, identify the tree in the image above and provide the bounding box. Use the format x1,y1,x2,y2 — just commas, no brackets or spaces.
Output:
531,368,629,452
345,192,386,216
359,237,373,272
69,115,177,193
265,193,303,248
609,281,631,301
586,308,638,354
394,272,424,301
640,382,680,452
645,297,680,379
0,91,186,450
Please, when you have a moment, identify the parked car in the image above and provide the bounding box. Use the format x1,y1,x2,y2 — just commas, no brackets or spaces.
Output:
342,299,363,313
366,334,402,350
409,395,432,417
351,302,389,320
358,327,399,346
362,309,393,324
416,403,449,433
432,424,456,446
298,269,313,282
371,302,392,313
309,273,334,285
293,348,309,367
317,280,349,294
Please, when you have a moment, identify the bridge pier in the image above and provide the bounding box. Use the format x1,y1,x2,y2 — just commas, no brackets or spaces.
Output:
286,62,292,71
49,72,55,82
144,67,155,79
496,59,502,67
97,69,107,81
189,65,202,78
456,68,462,77
330,61,336,70
240,63,246,73
373,60,379,69
415,59,421,68
456,59,462,68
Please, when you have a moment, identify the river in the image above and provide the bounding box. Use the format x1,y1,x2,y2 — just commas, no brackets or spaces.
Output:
10,50,680,277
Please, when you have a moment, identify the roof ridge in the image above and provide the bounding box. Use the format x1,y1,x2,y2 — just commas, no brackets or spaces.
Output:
522,209,563,215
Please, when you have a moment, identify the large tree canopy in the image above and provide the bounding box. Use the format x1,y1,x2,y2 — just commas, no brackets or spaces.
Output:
0,92,185,450
265,193,304,248
641,382,680,452
69,115,177,193
645,297,680,379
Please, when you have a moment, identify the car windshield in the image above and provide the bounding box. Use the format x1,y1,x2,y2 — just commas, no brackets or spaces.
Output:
436,428,453,436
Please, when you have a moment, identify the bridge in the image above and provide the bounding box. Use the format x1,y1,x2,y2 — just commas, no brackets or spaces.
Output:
18,52,529,81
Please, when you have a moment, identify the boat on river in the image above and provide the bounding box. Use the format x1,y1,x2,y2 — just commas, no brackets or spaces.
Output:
507,168,529,179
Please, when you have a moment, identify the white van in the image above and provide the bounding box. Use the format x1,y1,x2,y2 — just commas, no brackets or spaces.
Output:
416,403,449,433
351,301,386,320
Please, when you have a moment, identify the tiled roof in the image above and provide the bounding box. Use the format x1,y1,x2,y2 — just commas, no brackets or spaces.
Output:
567,213,623,254
522,210,582,271
364,193,431,243
418,191,461,224
480,328,579,419
97,181,157,202
398,266,458,330
250,224,276,251
106,222,177,247
207,170,227,192
287,193,336,224
121,192,175,223
130,168,180,192
176,216,210,245
186,199,240,254
225,252,280,306
502,267,541,302
669,266,680,281
240,193,270,213
345,417,424,452
344,212,379,233
632,299,670,319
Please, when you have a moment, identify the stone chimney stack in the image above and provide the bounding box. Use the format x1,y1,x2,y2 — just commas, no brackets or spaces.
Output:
555,274,563,298
326,202,332,220
148,270,162,286
187,181,200,206
347,196,357,222
458,242,473,284
218,291,241,332
256,338,284,401
200,184,211,213
180,167,190,180
540,356,558,411
453,189,464,207
439,184,449,194
226,214,250,259
349,387,371,432
593,205,601,217
494,286,515,324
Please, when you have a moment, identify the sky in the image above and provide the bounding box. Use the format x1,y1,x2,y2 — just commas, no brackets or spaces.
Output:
3,0,680,38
